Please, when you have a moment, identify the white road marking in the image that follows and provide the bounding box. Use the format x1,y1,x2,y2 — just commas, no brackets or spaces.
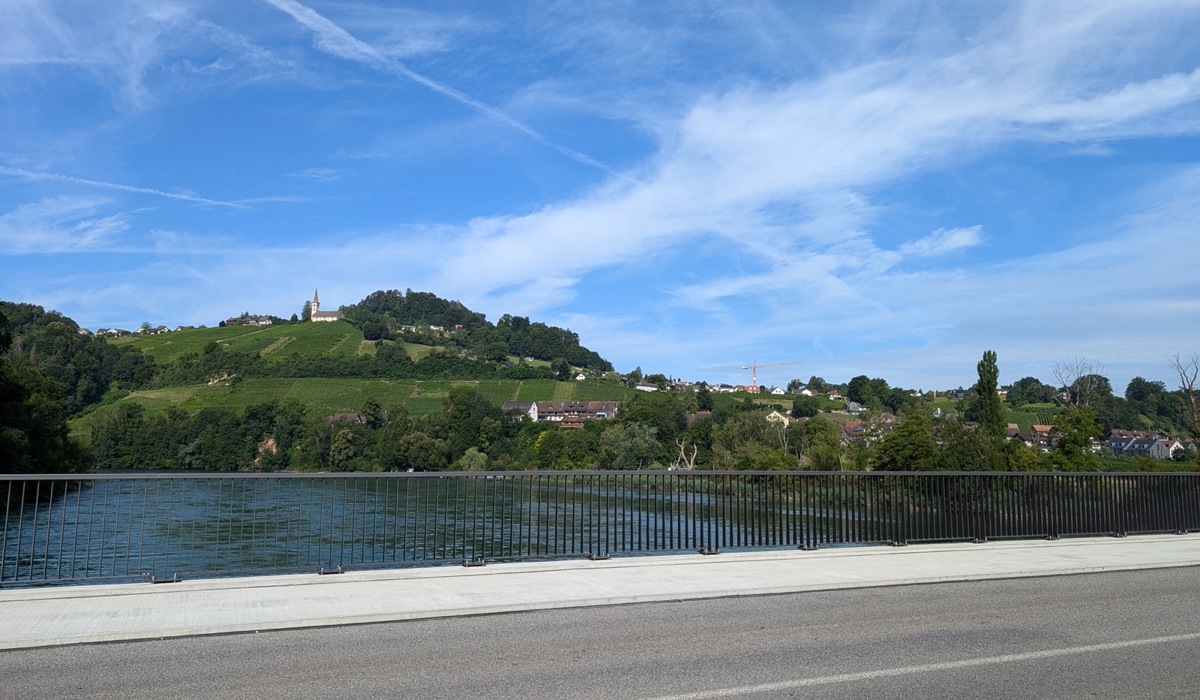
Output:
640,631,1200,700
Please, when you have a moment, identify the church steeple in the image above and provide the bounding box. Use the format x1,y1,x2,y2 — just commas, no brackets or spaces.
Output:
312,289,320,315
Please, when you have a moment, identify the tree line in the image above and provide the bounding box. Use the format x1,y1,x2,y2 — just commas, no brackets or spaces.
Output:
3,295,1197,475
343,289,612,371
82,352,1200,473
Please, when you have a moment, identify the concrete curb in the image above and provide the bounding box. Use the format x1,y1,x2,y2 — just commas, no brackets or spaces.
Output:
2,534,1198,650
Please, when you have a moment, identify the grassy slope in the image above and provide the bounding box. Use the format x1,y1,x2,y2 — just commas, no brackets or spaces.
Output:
112,321,372,363
71,375,640,437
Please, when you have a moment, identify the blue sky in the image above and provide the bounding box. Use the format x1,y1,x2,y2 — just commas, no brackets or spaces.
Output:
2,1,1199,392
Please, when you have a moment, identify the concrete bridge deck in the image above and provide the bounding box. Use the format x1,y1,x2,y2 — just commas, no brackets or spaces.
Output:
3,534,1199,650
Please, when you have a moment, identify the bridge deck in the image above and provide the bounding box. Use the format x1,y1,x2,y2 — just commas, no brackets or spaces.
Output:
3,534,1199,650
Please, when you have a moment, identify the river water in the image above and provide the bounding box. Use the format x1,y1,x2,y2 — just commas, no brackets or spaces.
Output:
3,474,827,585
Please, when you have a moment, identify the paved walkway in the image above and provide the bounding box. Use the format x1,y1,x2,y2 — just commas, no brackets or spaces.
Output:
2,534,1199,650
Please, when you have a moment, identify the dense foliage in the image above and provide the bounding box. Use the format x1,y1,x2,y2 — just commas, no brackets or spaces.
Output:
343,289,612,371
0,302,158,414
83,376,1197,473
0,307,90,473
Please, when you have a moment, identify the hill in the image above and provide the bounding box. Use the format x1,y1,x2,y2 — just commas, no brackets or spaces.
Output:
112,320,369,364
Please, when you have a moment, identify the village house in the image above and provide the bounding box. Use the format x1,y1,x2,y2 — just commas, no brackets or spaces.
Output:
501,401,539,422
502,401,619,427
765,410,790,426
1104,429,1194,460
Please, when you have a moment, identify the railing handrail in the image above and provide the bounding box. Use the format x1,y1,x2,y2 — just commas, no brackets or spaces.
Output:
3,470,1197,481
6,470,1198,585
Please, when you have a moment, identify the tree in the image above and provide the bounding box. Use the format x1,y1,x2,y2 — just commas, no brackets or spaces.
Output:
1169,353,1200,440
329,427,359,471
873,409,939,471
936,420,1001,471
0,309,89,474
360,396,385,428
443,387,501,458
847,375,889,411
600,422,660,470
846,375,871,404
301,300,312,322
794,416,841,470
454,446,489,471
484,342,510,363
695,383,713,411
619,391,687,444
1049,407,1101,471
975,350,1006,444
790,395,820,418
644,373,669,390
671,438,698,470
1052,357,1106,408
1008,376,1055,407
551,357,571,381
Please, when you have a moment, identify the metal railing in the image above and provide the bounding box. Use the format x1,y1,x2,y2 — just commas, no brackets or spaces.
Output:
3,471,1198,586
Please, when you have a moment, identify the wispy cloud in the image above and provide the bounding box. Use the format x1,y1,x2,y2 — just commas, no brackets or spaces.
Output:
5,1,1200,390
901,226,984,258
287,167,349,182
0,166,248,209
260,0,626,179
0,196,130,253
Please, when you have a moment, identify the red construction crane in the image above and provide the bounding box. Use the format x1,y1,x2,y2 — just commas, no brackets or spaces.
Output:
740,360,803,392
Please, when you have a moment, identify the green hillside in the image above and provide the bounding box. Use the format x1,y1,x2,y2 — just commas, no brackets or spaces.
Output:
112,321,381,364
71,376,638,436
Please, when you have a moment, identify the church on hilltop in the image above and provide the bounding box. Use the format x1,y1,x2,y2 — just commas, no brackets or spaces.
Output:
310,289,343,322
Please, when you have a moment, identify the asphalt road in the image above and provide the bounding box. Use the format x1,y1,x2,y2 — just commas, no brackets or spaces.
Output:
3,567,1199,699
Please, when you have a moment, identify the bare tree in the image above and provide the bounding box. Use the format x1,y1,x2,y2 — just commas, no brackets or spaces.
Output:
671,438,698,471
1170,353,1200,439
1051,356,1106,408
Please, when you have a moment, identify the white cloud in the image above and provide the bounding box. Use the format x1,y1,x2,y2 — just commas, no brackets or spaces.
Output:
0,196,130,253
901,226,984,258
287,167,349,182
6,1,1200,390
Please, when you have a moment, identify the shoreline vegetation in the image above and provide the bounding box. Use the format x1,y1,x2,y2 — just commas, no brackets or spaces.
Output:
1,294,1197,476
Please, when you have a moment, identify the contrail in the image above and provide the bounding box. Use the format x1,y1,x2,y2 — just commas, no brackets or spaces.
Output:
0,166,249,209
261,0,627,179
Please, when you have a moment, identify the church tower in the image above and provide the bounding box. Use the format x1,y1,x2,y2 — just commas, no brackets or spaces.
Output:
309,288,342,322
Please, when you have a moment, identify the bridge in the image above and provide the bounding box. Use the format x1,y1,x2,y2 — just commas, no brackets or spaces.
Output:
2,533,1199,650
4,470,1200,698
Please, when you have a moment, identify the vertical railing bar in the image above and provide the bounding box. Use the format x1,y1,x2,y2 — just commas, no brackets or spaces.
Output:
37,481,51,582
81,482,95,581
385,477,395,564
418,475,427,561
1,480,11,582
560,473,567,557
56,480,71,581
400,477,410,563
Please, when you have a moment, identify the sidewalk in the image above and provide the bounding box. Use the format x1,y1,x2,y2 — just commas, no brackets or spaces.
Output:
3,534,1199,650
